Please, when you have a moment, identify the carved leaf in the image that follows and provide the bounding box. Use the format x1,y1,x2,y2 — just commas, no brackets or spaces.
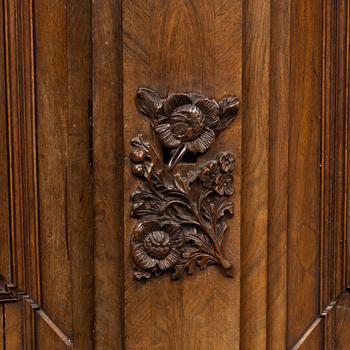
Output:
217,96,240,132
135,88,162,118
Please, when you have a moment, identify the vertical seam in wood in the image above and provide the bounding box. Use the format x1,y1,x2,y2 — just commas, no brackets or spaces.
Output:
1,0,12,285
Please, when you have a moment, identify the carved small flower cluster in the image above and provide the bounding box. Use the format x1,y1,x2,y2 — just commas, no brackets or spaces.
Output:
199,152,235,196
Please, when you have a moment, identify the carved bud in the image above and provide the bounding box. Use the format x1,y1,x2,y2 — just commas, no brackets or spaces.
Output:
131,163,144,177
130,149,146,163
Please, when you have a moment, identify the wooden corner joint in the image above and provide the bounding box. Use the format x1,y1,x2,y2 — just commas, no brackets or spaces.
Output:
0,284,19,303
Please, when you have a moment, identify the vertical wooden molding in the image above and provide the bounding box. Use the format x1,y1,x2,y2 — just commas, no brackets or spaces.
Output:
241,1,270,349
267,1,290,349
347,0,350,291
321,0,336,313
92,0,124,348
0,0,12,284
322,0,350,313
3,0,40,301
287,0,322,346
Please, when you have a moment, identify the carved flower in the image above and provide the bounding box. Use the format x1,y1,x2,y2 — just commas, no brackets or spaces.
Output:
199,161,218,189
219,152,234,173
131,220,184,274
155,93,219,154
214,173,234,196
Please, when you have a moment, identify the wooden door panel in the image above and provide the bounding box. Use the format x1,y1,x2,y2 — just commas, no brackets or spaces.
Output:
1,0,350,349
34,0,94,348
122,1,241,349
1,0,94,348
35,0,94,344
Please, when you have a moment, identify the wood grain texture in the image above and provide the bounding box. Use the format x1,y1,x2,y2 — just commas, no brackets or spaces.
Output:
1,0,350,348
123,1,241,349
3,0,42,302
0,305,3,350
336,292,350,349
241,0,270,349
267,1,290,349
35,308,71,350
35,0,72,336
35,0,94,348
347,0,350,290
290,318,323,350
92,0,124,348
287,0,323,346
4,302,23,349
321,0,335,311
322,0,350,309
4,0,27,292
0,0,12,285
330,0,349,300
66,1,94,348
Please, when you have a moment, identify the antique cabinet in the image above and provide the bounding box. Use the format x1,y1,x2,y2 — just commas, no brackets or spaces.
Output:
0,0,349,349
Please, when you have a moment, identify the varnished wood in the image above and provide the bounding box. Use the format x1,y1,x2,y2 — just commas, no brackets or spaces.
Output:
130,88,239,280
123,1,241,349
1,0,350,348
336,292,350,349
0,0,12,285
92,0,124,348
290,318,323,350
267,1,290,349
241,1,270,348
287,0,323,346
4,302,23,349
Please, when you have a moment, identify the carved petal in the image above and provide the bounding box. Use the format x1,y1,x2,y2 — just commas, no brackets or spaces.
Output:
187,127,215,154
195,98,219,127
158,249,181,270
132,243,157,269
135,88,162,117
133,220,161,242
164,93,192,116
155,122,181,148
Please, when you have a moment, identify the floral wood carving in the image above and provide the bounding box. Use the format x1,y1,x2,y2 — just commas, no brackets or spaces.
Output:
130,88,240,280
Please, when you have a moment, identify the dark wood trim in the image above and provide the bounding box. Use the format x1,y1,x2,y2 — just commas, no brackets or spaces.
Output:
3,0,40,301
321,0,350,310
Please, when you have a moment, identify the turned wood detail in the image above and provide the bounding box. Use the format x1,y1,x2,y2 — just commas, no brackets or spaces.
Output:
129,88,240,280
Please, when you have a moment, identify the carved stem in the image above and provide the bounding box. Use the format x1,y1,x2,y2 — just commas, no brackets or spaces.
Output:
168,143,188,170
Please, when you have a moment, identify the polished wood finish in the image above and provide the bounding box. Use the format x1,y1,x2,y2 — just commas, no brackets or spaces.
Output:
0,0,349,349
122,2,241,348
92,0,124,348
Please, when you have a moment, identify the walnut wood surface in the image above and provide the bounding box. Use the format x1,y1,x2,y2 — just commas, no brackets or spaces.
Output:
122,1,241,348
0,0,350,349
92,0,124,348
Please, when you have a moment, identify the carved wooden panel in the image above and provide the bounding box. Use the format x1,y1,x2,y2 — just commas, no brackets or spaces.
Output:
1,0,350,348
129,88,239,280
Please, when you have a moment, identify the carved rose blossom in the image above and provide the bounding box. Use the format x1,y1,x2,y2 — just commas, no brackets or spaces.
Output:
155,93,219,154
215,173,234,196
131,220,185,279
135,88,239,169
